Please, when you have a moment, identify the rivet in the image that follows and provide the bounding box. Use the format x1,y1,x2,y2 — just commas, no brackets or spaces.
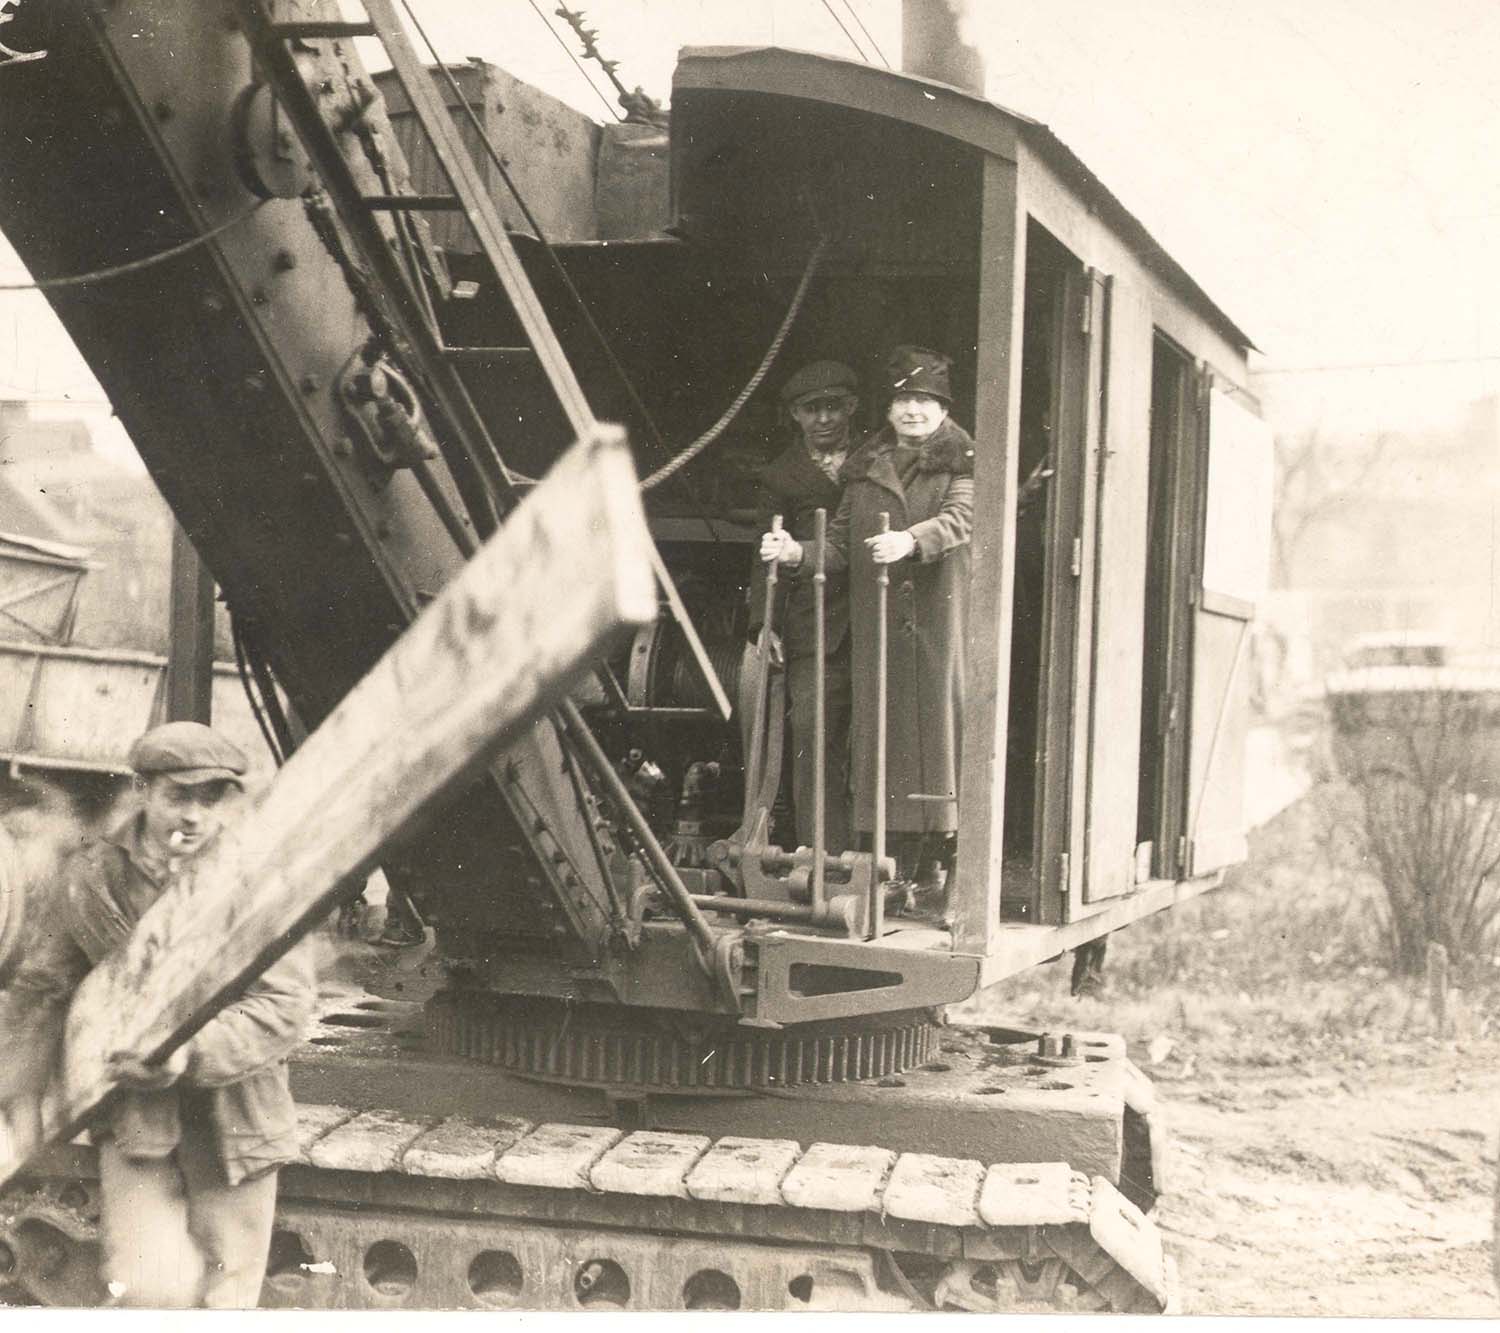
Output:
274,249,298,272
200,290,226,314
299,374,320,394
251,287,268,305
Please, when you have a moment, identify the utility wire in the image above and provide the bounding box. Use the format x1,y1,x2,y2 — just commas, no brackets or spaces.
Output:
839,0,891,69
816,0,870,62
520,0,622,121
0,200,270,292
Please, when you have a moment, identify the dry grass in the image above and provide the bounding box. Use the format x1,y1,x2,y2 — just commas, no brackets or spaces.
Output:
957,781,1500,1072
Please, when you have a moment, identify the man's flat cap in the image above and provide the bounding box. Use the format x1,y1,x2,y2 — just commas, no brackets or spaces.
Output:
780,359,858,405
129,721,249,788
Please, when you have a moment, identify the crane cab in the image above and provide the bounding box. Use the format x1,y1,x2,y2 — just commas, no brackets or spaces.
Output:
463,46,1276,981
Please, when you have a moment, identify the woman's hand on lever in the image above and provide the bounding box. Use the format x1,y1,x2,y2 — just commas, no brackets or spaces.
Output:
865,529,916,564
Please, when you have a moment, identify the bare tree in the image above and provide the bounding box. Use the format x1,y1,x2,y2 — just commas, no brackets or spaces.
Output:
1330,683,1500,975
1272,427,1392,587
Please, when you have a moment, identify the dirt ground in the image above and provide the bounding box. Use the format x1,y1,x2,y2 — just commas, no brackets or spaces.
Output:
1157,1043,1498,1315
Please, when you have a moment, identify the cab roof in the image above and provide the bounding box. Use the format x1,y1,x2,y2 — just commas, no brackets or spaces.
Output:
674,45,1256,355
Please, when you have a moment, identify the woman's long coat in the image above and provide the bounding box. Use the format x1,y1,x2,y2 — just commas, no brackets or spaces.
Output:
810,418,975,835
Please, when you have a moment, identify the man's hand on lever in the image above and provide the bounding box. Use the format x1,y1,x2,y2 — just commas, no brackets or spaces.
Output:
759,529,803,568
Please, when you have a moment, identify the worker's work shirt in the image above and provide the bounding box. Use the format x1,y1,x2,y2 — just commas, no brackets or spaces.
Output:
13,811,317,1185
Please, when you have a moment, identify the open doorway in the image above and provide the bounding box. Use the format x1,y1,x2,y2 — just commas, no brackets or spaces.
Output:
1137,333,1200,879
1000,223,1085,920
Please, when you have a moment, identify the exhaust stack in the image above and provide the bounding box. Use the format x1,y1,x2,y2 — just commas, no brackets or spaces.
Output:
901,0,984,96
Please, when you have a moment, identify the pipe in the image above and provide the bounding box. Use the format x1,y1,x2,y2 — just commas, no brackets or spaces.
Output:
690,895,818,922
557,700,718,963
870,511,889,940
811,506,828,914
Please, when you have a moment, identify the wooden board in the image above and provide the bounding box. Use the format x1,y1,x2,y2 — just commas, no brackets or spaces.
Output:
0,427,656,1187
1081,279,1154,905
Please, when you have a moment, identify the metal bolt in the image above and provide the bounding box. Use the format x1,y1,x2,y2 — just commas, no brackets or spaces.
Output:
274,249,298,272
251,287,268,305
299,374,320,394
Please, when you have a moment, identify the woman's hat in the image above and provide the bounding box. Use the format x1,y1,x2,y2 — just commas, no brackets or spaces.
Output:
884,345,953,403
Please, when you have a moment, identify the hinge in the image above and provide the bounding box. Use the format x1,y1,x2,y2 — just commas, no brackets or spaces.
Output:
1070,536,1082,577
1057,851,1071,893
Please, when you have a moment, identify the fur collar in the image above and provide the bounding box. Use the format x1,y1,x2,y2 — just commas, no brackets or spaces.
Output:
839,419,976,483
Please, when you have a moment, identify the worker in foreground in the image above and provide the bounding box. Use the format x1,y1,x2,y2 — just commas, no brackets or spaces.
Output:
11,722,316,1308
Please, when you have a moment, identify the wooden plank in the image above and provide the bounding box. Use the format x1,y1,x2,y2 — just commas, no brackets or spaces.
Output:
0,428,657,1188
1081,279,1154,906
953,152,1026,956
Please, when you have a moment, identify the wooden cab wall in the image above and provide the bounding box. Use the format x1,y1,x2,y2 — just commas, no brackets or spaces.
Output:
673,48,1270,962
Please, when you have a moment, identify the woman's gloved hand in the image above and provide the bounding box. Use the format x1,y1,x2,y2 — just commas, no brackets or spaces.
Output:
865,529,916,564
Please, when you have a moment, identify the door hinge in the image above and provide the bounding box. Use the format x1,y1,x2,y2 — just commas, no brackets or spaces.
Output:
1070,536,1082,577
1057,851,1071,893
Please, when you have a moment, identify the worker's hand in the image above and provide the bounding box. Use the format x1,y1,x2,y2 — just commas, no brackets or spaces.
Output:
865,529,917,564
107,1043,189,1091
759,530,804,567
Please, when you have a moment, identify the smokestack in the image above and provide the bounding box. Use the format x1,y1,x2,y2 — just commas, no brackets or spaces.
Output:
901,0,985,96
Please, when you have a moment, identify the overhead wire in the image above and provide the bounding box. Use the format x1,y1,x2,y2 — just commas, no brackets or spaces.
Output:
519,0,622,121
0,199,270,292
816,0,870,62
399,0,712,501
839,0,891,69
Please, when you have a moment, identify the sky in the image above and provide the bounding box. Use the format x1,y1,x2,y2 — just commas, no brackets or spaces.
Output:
3,0,1500,436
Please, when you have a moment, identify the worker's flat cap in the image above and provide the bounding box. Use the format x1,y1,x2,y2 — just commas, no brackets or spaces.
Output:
780,359,858,405
129,721,249,788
